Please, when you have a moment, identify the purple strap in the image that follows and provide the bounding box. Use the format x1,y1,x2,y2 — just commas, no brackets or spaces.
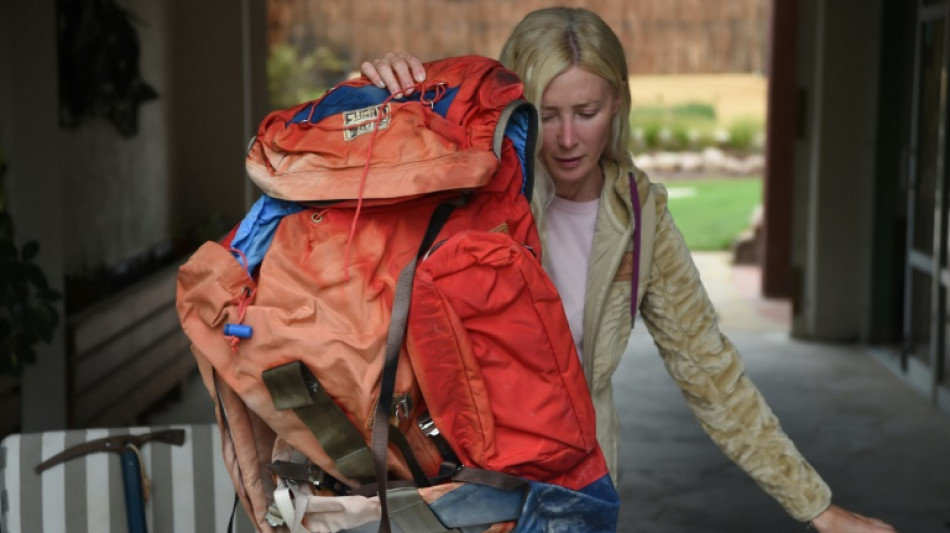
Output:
630,173,641,318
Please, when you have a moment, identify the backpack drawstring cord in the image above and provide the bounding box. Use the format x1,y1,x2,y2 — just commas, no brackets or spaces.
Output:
224,246,256,352
223,285,255,353
341,81,446,279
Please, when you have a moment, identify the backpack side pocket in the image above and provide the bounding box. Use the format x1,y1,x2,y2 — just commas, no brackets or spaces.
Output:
408,230,604,490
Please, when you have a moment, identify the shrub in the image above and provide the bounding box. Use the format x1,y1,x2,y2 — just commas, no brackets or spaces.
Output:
726,117,764,153
671,102,717,121
267,44,348,109
641,122,663,150
629,100,764,154
631,101,720,152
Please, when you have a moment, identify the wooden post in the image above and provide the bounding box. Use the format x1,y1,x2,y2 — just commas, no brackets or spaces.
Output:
762,0,798,298
0,0,68,430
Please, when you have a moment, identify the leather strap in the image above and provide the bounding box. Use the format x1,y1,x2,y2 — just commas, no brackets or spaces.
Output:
630,172,642,317
262,360,376,483
33,429,186,473
373,202,457,533
451,466,527,492
387,423,431,488
227,492,240,533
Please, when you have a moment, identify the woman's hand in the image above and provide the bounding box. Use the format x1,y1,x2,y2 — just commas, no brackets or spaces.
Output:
360,51,427,98
810,504,897,532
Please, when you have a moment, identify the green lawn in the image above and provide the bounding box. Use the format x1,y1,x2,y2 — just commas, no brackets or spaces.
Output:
660,177,763,251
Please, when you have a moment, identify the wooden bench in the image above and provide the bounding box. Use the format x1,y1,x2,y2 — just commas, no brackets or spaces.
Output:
67,264,195,428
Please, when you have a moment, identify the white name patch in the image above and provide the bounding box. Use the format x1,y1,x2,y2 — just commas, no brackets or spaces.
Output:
343,104,391,141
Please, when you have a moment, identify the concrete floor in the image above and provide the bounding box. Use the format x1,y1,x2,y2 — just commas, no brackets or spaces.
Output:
614,253,950,533
148,252,950,532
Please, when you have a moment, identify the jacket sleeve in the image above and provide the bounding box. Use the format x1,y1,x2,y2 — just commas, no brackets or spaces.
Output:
637,185,832,522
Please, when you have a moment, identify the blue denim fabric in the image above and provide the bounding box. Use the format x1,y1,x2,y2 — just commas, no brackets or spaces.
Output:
429,483,524,527
513,475,619,533
428,474,619,532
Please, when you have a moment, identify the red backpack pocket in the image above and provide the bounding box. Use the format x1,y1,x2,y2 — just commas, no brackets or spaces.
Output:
407,230,606,491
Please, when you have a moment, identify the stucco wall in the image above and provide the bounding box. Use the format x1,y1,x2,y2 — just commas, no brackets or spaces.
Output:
792,0,881,341
52,0,264,279
59,0,171,274
0,0,268,428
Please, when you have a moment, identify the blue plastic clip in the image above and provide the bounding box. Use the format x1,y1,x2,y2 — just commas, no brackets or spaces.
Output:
224,323,253,339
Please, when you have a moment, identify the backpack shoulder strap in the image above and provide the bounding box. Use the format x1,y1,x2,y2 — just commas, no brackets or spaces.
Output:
373,202,458,533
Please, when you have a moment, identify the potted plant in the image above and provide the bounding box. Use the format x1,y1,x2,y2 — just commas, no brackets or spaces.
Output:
0,149,61,376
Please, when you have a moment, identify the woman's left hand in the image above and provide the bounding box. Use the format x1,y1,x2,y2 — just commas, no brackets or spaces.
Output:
810,504,897,532
360,51,426,98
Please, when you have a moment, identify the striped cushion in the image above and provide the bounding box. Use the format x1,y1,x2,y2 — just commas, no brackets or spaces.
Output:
1,424,254,533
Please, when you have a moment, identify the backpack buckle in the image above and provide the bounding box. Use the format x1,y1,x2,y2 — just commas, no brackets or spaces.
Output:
391,394,413,421
417,412,441,437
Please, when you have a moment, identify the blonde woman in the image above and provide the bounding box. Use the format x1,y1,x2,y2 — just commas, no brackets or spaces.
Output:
363,7,896,532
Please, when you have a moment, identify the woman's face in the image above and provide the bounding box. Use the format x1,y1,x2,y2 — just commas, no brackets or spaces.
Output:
539,65,620,201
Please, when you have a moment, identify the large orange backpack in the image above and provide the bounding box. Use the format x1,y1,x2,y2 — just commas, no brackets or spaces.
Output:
176,56,619,533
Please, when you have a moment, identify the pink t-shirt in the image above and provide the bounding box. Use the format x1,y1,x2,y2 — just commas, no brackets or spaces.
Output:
546,195,600,360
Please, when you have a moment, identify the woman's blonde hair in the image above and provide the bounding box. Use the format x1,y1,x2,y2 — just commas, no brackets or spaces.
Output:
499,7,633,223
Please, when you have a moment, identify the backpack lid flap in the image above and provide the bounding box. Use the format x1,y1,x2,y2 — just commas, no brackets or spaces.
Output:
247,83,501,202
246,56,523,202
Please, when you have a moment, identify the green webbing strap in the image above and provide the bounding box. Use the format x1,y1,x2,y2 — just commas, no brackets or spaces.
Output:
262,361,376,483
387,487,460,533
265,427,430,492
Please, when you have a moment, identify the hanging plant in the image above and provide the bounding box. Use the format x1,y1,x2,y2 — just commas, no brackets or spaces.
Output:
56,0,158,137
0,150,62,376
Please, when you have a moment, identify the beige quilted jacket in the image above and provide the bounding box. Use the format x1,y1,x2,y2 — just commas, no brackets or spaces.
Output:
571,160,832,522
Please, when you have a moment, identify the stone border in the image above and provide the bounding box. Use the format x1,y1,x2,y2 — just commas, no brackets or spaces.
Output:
634,148,764,178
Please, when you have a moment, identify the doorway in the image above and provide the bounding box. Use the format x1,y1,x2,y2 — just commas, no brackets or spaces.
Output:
903,0,950,407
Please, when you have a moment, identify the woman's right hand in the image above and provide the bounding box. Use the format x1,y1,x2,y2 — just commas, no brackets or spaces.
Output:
360,51,427,98
810,505,897,533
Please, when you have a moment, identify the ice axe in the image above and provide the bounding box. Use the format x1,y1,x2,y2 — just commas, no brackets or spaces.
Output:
34,429,186,533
